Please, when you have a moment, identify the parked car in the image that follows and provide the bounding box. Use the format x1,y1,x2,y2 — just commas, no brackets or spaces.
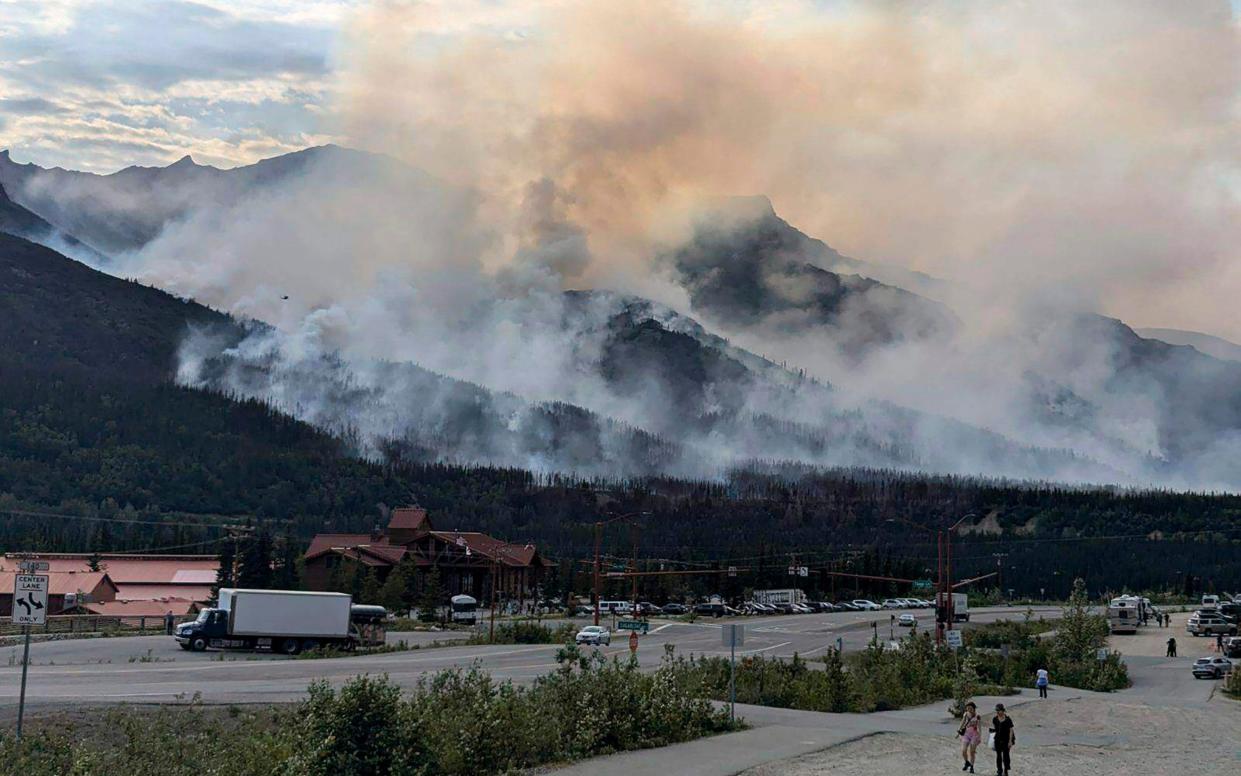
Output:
814,602,838,613
881,599,905,610
662,603,689,615
852,600,882,611
575,625,611,646
790,603,815,614
636,602,663,616
1192,656,1233,679
897,613,917,627
1201,595,1220,609
1187,612,1238,636
1223,636,1241,659
835,601,858,611
695,602,730,617
1216,602,1241,623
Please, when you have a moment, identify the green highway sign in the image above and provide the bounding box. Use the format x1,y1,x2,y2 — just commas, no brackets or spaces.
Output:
912,579,933,591
617,619,649,633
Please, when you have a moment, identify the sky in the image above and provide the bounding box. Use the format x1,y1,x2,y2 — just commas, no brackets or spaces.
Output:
1,0,1239,339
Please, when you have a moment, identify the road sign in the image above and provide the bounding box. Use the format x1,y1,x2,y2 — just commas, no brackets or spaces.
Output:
945,629,963,651
17,561,48,573
1096,647,1109,661
727,566,737,577
617,619,649,633
13,575,48,626
912,579,933,591
628,631,639,653
722,623,745,648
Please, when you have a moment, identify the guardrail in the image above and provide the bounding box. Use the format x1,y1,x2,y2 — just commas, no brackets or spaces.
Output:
0,614,190,637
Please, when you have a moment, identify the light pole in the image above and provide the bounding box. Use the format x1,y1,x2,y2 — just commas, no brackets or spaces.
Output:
886,513,975,643
592,510,651,626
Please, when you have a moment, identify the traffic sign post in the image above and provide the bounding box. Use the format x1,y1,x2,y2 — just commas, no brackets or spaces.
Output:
13,566,48,741
945,629,963,651
617,619,649,634
722,624,745,722
628,630,639,655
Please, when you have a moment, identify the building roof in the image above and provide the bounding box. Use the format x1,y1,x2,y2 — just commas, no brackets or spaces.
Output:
430,531,543,567
114,583,215,602
388,507,430,532
86,598,199,617
304,533,384,561
0,571,117,596
0,554,218,584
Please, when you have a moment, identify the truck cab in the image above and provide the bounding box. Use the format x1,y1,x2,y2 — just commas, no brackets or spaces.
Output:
175,608,229,652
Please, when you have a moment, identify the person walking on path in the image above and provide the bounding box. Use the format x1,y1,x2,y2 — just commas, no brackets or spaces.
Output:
1216,634,1225,653
1035,667,1049,698
1167,636,1177,657
957,701,981,773
990,704,1016,776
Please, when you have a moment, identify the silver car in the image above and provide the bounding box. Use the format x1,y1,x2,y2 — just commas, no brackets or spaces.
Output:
575,625,611,646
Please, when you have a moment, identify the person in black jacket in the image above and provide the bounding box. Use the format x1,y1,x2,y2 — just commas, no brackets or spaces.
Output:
990,704,1015,776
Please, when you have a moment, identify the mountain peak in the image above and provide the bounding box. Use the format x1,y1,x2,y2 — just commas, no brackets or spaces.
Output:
168,154,198,169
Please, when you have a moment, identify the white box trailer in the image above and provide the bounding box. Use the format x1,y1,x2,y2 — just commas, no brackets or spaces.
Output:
220,589,352,638
753,589,806,606
175,589,361,654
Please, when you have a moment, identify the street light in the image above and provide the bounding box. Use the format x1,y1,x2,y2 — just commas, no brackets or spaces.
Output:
592,510,652,626
884,513,976,643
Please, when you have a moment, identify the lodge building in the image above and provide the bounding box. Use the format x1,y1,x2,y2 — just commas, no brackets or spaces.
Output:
302,507,552,605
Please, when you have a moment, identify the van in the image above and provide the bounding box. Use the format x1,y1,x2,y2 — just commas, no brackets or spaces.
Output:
598,601,633,615
1202,595,1220,609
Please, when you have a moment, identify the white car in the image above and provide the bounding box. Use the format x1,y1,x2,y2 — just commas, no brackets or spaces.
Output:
575,625,611,646
1192,657,1232,679
897,613,917,627
882,599,905,609
852,599,882,611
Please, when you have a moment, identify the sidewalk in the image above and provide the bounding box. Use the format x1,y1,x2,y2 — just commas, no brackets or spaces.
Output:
551,689,1098,776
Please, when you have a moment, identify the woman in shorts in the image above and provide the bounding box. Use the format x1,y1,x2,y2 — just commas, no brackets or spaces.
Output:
957,701,981,772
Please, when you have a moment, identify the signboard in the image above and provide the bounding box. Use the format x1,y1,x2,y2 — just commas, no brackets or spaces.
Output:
722,623,745,648
18,561,49,573
912,579,933,591
727,566,737,578
945,629,963,651
617,619,649,634
628,631,639,653
12,574,48,626
1096,648,1109,661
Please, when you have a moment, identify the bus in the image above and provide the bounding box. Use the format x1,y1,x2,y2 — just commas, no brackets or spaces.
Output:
451,594,478,625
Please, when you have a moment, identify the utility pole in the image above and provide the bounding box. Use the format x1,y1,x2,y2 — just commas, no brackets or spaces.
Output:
993,553,1008,597
489,554,498,641
593,521,603,626
630,522,640,614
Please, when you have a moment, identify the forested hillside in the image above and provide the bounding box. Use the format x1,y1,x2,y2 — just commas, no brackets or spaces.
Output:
2,231,1240,596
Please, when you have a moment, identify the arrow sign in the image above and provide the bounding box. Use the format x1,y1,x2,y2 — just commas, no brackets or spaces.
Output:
13,574,49,625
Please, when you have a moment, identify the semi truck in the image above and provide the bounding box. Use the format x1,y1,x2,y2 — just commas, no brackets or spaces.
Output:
174,589,385,654
936,592,970,622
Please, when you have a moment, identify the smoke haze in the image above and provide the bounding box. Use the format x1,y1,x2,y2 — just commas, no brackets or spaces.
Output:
4,1,1239,488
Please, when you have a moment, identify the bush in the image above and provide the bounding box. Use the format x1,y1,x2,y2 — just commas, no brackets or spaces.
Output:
468,620,576,645
0,657,740,776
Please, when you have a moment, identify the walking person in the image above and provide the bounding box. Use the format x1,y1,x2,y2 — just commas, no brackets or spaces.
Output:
990,704,1016,776
1035,667,1049,698
957,701,982,773
1166,636,1177,657
1216,633,1225,653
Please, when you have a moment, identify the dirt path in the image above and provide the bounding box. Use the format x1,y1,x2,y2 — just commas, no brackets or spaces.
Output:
1107,611,1220,659
742,693,1241,775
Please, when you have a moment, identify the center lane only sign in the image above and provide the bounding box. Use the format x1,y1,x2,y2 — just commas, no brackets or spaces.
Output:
12,574,49,626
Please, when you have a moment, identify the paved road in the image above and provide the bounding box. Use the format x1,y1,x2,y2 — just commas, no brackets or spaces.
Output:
0,606,1058,710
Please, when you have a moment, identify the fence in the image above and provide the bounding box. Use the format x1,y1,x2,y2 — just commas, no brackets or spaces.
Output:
0,614,190,637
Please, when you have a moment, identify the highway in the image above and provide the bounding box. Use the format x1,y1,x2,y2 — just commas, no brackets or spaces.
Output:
0,606,1061,710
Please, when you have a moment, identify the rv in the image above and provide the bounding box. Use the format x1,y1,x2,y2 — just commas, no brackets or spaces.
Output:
1107,596,1143,634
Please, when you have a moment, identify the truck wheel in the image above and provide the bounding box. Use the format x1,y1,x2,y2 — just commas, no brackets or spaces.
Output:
279,638,301,655
190,636,208,652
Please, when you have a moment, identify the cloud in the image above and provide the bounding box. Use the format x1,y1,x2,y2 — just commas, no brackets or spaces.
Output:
0,0,340,170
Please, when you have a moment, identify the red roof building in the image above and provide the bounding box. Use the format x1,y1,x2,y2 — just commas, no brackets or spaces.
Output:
303,508,551,604
0,554,218,603
0,571,118,616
